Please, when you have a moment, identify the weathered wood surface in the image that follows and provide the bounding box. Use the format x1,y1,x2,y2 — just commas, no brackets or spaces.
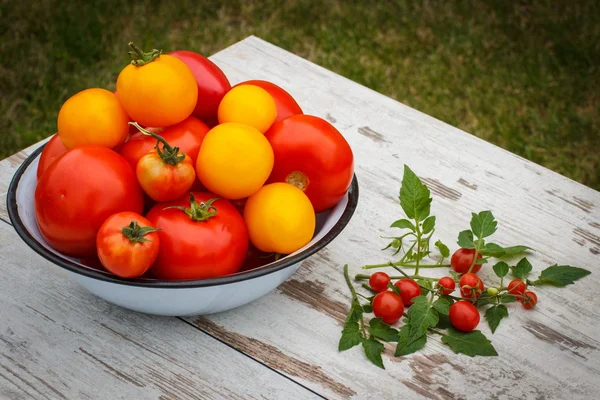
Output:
1,36,600,399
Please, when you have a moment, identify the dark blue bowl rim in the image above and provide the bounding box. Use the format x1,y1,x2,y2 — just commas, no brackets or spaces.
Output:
7,144,359,288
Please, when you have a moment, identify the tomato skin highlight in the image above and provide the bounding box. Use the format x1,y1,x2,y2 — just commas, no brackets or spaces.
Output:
37,134,68,180
449,301,480,332
34,146,144,258
451,248,483,274
369,272,390,293
459,273,484,299
437,276,456,295
265,115,354,212
372,291,405,325
136,150,196,202
234,80,303,124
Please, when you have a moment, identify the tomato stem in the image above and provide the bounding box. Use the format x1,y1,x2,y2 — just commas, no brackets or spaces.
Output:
121,221,161,243
165,193,218,222
363,262,450,270
128,42,162,66
129,122,185,165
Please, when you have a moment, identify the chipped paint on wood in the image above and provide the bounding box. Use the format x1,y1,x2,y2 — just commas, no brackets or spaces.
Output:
421,178,462,201
546,190,592,213
574,228,600,247
457,178,478,190
357,126,390,143
278,279,348,324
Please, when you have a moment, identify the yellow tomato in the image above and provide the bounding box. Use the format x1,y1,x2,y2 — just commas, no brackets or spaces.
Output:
116,43,198,127
57,88,129,149
196,123,274,199
244,183,316,254
217,85,277,133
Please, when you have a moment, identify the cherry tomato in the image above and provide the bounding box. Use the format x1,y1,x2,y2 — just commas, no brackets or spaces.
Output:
146,192,248,280
169,50,231,126
96,212,160,278
521,291,538,309
507,279,527,296
459,273,484,299
265,115,354,212
244,183,315,254
117,43,198,127
218,85,277,133
372,291,404,325
369,272,390,293
394,278,422,306
437,276,456,295
37,134,68,180
451,248,483,274
235,80,303,125
196,123,274,200
119,117,209,171
35,146,144,257
58,88,129,149
449,300,480,332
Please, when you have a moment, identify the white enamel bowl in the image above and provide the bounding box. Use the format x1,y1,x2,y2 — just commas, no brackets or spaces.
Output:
7,146,359,316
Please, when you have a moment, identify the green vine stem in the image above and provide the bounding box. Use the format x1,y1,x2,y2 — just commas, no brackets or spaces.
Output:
128,42,162,66
343,264,367,336
363,262,450,270
129,122,185,165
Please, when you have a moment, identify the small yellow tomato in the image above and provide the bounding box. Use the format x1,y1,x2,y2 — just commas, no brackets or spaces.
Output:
244,183,316,254
217,85,277,133
196,123,274,199
58,88,129,149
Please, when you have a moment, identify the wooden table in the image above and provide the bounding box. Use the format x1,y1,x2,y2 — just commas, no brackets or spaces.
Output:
1,36,599,400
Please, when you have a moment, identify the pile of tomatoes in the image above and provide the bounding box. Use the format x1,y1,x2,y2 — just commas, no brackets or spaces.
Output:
34,43,354,281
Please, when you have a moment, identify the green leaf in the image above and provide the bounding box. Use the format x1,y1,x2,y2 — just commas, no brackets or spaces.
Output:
475,292,493,308
500,294,517,303
389,282,402,296
339,323,363,351
481,243,531,258
528,265,591,287
470,211,497,239
395,325,427,356
422,216,436,234
362,304,373,313
457,230,475,248
484,305,509,334
417,279,433,295
368,318,400,342
399,165,432,222
492,261,509,278
512,257,533,279
362,336,385,369
432,296,453,316
407,296,439,342
390,219,416,231
435,240,450,258
441,328,498,357
436,314,453,329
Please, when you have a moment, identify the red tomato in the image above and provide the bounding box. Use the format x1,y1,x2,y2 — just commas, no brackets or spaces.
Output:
394,278,422,306
437,276,456,295
449,301,480,332
235,80,303,125
169,50,231,126
35,146,144,257
146,192,248,280
119,117,209,171
508,279,527,296
521,291,538,309
37,134,68,180
369,272,390,293
372,291,404,325
239,244,277,272
265,115,354,212
451,248,483,274
459,273,484,299
96,212,160,278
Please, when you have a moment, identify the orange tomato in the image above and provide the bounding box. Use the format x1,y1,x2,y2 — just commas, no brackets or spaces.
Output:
116,43,198,127
196,123,274,200
217,85,277,133
244,183,315,254
137,150,196,202
57,88,129,149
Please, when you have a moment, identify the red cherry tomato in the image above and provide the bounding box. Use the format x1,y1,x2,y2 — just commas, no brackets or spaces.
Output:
37,134,68,180
169,50,231,126
437,276,456,295
265,115,354,212
449,300,480,332
369,272,390,293
451,248,483,273
35,146,144,257
235,80,303,125
146,192,248,280
520,291,538,309
372,291,404,325
459,273,484,299
394,278,422,306
508,279,527,296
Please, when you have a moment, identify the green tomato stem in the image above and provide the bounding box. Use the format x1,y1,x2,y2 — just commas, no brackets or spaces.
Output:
128,42,162,66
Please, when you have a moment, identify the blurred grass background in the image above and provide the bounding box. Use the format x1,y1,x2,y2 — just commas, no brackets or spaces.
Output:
1,0,598,189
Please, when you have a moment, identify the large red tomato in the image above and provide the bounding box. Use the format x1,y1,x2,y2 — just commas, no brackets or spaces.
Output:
234,80,303,124
37,134,68,180
35,146,144,257
265,115,354,212
169,51,231,126
146,192,248,280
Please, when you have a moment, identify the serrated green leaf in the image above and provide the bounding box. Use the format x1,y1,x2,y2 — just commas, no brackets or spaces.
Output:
512,257,533,279
389,282,402,296
432,296,452,315
500,294,517,303
484,305,509,334
441,328,498,357
339,323,363,351
493,261,509,278
470,211,497,239
436,313,452,329
395,325,427,356
416,279,433,295
457,230,475,248
399,165,432,222
422,216,436,234
481,243,531,258
529,265,591,287
363,304,373,313
362,336,385,369
390,219,416,231
368,318,400,342
407,296,439,342
435,240,450,258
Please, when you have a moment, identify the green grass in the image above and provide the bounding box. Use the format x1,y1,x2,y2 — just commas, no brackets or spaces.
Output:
1,0,598,189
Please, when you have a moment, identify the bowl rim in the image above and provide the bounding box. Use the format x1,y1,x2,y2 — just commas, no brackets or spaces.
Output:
7,144,359,288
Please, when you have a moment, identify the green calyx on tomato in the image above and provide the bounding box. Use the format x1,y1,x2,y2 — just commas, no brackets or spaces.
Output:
121,220,161,243
128,42,161,67
166,193,219,222
129,122,186,165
